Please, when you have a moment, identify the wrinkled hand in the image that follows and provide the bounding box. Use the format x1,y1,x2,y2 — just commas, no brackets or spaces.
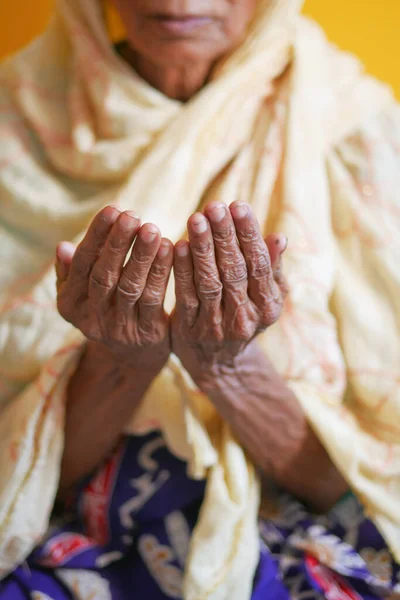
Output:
56,206,173,373
171,201,288,384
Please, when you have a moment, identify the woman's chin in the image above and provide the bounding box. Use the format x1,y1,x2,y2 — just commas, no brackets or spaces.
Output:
130,28,228,68
137,46,217,72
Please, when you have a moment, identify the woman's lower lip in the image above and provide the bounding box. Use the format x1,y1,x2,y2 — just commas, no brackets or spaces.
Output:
151,17,214,35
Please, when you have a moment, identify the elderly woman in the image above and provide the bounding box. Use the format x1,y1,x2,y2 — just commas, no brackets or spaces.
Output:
0,0,399,598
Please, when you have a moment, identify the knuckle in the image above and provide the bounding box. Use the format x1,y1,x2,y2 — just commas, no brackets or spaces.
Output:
140,285,163,307
248,251,272,280
213,225,236,246
140,297,161,309
90,268,114,291
150,262,169,281
107,236,125,256
239,223,259,244
197,280,223,302
180,297,199,313
117,279,142,301
221,260,247,285
176,268,194,285
134,248,153,265
191,240,213,258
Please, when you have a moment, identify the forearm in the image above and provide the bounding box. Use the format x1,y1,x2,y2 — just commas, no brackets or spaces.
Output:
197,343,348,512
60,340,159,494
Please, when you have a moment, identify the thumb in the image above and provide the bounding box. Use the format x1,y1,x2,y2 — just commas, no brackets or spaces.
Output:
266,234,288,296
56,242,76,284
266,234,288,269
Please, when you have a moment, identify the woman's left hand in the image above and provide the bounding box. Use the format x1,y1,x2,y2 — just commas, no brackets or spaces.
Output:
171,201,288,385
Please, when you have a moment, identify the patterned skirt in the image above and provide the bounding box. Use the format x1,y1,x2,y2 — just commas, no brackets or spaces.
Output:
1,432,399,599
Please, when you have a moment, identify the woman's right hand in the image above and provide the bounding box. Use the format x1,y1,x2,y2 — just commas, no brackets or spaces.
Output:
56,205,173,373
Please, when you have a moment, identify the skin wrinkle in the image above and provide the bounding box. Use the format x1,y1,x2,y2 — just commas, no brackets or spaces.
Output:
112,0,259,100
231,361,301,478
200,342,347,512
55,0,347,511
172,202,287,369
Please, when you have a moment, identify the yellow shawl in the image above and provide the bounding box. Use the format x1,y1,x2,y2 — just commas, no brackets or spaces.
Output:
0,0,399,597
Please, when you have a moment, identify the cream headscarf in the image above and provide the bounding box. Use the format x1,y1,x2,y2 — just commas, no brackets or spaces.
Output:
0,0,399,598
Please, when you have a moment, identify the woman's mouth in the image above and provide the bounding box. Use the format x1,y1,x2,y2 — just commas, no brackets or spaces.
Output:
149,15,215,36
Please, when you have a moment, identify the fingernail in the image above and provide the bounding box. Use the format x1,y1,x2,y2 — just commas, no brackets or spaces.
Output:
231,203,248,219
158,241,171,258
57,241,75,261
209,204,225,222
120,211,139,228
106,205,121,216
124,210,139,220
176,243,189,257
141,224,158,243
278,236,288,252
191,215,207,234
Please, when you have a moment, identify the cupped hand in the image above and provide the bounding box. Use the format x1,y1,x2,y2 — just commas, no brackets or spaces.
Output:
56,206,173,373
171,201,288,383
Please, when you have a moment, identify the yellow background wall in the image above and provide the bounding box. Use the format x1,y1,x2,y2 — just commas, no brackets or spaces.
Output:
0,1,399,97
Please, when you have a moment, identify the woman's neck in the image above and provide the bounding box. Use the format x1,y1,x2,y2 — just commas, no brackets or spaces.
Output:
120,45,213,101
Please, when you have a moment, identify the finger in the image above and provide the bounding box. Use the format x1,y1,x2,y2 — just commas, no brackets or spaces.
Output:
174,240,199,327
56,242,76,286
230,202,281,324
204,202,248,307
139,238,173,322
187,213,223,320
67,206,121,298
266,234,289,298
89,210,141,302
266,234,287,269
117,223,161,306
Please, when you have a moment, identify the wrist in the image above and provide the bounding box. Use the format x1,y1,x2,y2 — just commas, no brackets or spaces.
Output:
190,341,265,392
89,340,169,378
273,428,349,512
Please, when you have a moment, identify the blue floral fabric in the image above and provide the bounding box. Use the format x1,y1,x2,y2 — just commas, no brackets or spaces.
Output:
1,432,399,599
